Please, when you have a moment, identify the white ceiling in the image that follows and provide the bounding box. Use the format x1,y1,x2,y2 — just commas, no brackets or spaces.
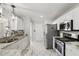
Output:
3,3,79,23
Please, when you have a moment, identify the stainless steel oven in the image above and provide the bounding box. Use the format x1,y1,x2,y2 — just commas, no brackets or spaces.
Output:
55,39,65,56
54,32,79,56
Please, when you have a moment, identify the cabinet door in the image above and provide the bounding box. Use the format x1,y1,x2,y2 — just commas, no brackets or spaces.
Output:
66,44,79,56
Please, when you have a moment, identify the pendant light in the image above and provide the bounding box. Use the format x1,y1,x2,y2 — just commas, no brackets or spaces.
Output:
0,3,2,17
11,5,16,14
11,5,16,21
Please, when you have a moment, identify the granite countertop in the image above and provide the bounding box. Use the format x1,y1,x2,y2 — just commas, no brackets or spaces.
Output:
0,35,26,49
0,36,31,56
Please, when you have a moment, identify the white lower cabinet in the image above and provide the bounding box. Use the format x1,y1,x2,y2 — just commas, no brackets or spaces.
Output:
66,42,79,56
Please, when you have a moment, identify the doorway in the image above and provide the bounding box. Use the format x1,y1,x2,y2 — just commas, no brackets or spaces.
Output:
32,23,44,41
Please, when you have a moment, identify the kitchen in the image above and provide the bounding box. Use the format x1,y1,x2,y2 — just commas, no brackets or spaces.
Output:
0,3,79,56
51,6,79,56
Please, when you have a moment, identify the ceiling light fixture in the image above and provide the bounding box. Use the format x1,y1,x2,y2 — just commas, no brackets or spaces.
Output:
40,16,43,18
11,5,16,21
0,3,2,17
11,5,16,14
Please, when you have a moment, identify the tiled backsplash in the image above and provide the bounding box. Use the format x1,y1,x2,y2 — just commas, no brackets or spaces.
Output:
60,31,79,39
71,33,78,39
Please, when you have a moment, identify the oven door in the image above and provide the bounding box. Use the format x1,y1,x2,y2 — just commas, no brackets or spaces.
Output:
55,39,65,56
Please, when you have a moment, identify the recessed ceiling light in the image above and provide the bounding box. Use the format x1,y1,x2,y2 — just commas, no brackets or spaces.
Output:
40,16,43,18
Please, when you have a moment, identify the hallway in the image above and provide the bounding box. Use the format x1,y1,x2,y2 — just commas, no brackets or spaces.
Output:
30,40,58,56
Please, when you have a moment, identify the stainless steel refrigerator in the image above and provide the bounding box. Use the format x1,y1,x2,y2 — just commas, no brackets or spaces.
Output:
45,24,59,49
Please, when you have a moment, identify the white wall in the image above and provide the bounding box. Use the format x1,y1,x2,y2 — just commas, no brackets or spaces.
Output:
17,17,24,30
52,6,79,30
10,16,18,30
29,22,33,40
23,17,31,35
32,23,44,41
10,15,24,31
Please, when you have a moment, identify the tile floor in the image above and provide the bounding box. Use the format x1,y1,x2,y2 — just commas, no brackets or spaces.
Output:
30,40,59,56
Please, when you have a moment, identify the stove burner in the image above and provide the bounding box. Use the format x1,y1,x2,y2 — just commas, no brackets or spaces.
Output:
55,37,78,42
